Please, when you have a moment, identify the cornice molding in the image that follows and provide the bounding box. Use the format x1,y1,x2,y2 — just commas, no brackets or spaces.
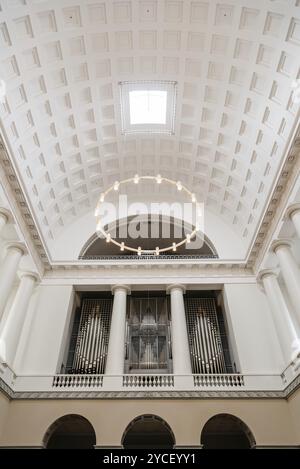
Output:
250,129,300,272
0,138,46,274
1,372,300,400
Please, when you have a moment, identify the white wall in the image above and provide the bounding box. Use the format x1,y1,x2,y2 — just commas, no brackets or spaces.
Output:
223,283,285,374
50,207,246,261
17,285,74,375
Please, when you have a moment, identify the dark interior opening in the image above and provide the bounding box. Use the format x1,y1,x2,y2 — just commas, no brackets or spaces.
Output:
122,414,175,449
44,414,96,449
201,414,255,449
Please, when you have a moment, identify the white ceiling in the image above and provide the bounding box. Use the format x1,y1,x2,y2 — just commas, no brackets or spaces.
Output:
0,0,299,261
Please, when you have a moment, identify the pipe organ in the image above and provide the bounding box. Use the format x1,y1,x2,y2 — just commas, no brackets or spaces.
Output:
64,293,233,376
69,299,112,374
125,297,172,373
185,297,232,374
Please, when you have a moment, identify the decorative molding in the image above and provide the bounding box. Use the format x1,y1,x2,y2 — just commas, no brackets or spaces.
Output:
251,131,300,272
285,203,300,221
4,390,287,399
0,137,46,274
1,370,300,400
0,375,13,399
270,239,293,253
284,372,300,398
0,207,13,224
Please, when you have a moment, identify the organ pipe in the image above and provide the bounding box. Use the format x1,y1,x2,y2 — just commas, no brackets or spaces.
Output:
185,297,227,374
71,299,112,374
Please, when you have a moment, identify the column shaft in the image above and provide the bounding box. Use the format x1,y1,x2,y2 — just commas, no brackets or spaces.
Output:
0,273,37,366
105,286,128,375
0,213,7,234
291,210,300,239
0,246,24,319
261,273,300,364
274,244,300,326
169,286,192,375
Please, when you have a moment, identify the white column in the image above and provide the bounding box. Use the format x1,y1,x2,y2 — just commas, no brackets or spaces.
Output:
286,204,300,239
271,240,300,327
105,285,130,375
0,243,26,320
0,209,9,234
0,271,38,366
258,270,300,364
167,284,192,375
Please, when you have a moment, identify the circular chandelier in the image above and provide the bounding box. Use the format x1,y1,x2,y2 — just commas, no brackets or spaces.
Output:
94,175,200,256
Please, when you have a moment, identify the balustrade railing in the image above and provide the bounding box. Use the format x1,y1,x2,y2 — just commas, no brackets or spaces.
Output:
123,374,174,387
52,374,103,388
193,373,244,387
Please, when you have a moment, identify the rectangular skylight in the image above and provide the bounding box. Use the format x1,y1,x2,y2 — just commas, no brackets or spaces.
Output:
129,90,167,125
119,81,177,135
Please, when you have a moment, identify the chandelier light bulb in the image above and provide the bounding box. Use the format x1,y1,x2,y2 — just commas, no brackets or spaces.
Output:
120,242,125,251
156,174,162,184
94,203,101,217
106,233,111,243
176,181,182,191
137,247,142,256
113,181,120,191
134,174,139,184
100,193,105,202
191,193,196,203
96,219,102,231
155,247,160,256
186,234,191,243
172,242,177,251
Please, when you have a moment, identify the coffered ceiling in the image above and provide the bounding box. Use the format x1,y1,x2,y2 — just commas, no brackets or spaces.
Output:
0,0,299,262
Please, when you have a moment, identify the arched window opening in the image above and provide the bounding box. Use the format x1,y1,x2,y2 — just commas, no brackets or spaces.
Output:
43,414,96,449
79,216,218,259
122,414,175,449
201,414,255,449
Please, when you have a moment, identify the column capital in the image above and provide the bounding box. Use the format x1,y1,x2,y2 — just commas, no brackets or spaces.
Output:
5,242,27,256
0,207,12,224
18,270,40,282
270,239,292,254
285,203,300,221
257,269,278,285
166,284,186,294
111,284,131,295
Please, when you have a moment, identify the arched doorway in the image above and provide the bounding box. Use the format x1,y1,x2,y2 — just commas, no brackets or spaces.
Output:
43,414,96,449
201,414,255,449
122,414,175,449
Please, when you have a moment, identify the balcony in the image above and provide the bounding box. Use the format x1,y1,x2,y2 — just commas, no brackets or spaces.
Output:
1,360,297,397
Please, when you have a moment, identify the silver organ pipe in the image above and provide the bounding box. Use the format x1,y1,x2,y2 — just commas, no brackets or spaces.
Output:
185,297,227,374
72,299,112,374
125,297,171,372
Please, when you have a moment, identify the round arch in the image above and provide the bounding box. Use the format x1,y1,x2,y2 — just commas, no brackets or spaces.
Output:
122,414,176,449
43,414,96,449
79,215,218,258
201,413,256,449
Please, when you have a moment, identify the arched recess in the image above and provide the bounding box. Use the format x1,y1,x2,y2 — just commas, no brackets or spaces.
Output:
79,215,218,258
50,207,246,261
122,414,175,449
43,414,96,449
201,414,256,449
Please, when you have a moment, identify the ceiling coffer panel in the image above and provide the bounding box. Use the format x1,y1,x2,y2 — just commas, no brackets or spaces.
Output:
0,0,299,256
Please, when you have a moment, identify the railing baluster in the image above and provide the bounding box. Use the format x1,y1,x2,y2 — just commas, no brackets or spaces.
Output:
193,374,245,388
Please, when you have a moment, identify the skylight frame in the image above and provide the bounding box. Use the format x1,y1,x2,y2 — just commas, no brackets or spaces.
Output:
119,80,177,135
